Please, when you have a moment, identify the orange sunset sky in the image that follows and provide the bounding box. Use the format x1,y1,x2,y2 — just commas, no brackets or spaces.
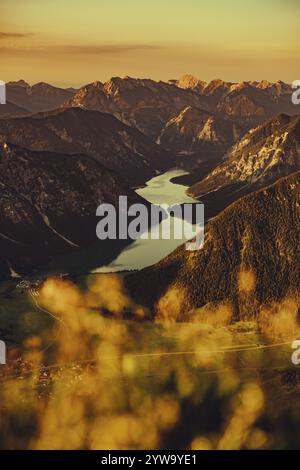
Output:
1,0,299,87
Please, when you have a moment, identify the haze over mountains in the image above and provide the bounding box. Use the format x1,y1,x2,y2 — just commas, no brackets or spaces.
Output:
6,80,74,115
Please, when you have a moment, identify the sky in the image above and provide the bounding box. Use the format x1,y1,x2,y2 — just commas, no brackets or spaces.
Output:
1,0,299,87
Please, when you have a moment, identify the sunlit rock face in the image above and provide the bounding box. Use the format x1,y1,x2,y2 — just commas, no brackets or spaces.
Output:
157,106,240,152
189,115,300,199
66,76,210,139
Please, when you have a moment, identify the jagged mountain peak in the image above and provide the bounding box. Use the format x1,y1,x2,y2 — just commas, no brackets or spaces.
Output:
256,79,291,97
203,79,232,92
228,81,252,93
32,81,57,89
6,79,30,88
90,80,104,88
103,76,164,95
257,80,273,89
176,74,207,92
6,79,75,114
67,75,210,138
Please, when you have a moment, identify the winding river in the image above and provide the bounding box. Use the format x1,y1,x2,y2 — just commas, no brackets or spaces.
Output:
95,169,199,273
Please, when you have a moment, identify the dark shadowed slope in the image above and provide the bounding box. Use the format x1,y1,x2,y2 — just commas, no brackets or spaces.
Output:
0,101,30,119
0,143,147,279
0,107,171,186
126,171,300,321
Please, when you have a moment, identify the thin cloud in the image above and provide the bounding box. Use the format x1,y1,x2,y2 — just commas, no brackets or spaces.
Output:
0,43,162,55
51,44,162,54
0,32,34,39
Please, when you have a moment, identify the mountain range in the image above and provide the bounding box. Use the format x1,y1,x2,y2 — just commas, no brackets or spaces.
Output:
1,75,299,306
66,77,209,140
4,76,296,152
67,76,296,147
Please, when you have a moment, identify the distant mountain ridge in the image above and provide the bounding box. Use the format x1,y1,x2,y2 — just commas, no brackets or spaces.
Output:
5,81,76,116
63,75,297,162
5,76,297,155
67,76,209,139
